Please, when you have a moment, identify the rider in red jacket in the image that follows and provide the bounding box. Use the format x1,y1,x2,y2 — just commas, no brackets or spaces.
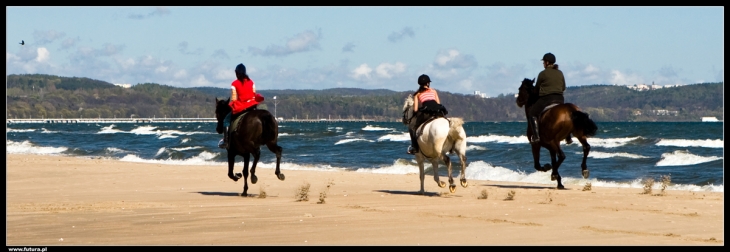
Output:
219,63,261,149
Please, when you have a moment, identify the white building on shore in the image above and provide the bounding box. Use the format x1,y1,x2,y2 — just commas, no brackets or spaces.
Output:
114,83,132,88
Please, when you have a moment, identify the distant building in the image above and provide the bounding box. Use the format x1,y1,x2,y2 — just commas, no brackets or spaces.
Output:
473,91,489,98
114,83,132,88
652,109,678,116
701,117,719,122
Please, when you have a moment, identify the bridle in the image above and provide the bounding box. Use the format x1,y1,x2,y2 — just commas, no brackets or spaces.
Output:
402,106,415,124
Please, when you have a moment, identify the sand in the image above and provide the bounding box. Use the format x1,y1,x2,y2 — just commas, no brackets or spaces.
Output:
5,154,724,246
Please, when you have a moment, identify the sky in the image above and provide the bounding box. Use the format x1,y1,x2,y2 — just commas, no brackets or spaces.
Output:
6,6,724,96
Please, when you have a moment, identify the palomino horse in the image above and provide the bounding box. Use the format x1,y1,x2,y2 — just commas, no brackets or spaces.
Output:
515,78,598,189
402,94,468,194
215,98,285,196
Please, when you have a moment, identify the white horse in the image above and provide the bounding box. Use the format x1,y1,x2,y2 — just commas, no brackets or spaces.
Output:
402,94,468,194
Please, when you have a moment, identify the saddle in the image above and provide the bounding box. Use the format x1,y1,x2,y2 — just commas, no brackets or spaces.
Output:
415,114,447,136
538,103,560,120
228,107,256,134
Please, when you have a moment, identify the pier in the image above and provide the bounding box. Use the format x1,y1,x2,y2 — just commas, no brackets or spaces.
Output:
6,118,217,124
6,118,377,124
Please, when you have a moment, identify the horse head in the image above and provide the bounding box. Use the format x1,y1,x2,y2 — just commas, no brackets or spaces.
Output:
214,97,231,134
516,78,535,108
402,94,415,125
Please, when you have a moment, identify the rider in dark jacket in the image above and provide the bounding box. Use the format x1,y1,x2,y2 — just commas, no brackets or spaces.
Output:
529,52,566,143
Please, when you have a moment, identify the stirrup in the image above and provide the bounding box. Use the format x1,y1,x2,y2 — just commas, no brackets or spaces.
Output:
530,136,540,143
218,139,228,149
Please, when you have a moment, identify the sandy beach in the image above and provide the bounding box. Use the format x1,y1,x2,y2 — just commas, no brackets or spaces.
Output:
6,153,723,246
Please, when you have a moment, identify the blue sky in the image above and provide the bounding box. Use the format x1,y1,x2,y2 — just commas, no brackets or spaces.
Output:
6,6,724,96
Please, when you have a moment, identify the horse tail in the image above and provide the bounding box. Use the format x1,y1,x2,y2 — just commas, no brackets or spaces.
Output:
448,117,465,139
259,111,278,141
571,111,598,137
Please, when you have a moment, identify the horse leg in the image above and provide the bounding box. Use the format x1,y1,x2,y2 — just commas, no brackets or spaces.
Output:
416,154,426,195
577,135,591,179
431,158,446,189
459,151,468,188
531,143,548,172
266,142,285,181
548,144,567,190
227,151,240,181
249,148,261,184
241,153,250,197
443,154,456,193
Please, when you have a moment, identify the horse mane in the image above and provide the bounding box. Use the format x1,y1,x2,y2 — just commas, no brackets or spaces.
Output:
403,94,414,111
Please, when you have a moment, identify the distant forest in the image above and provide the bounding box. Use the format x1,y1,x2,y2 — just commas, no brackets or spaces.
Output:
6,74,724,122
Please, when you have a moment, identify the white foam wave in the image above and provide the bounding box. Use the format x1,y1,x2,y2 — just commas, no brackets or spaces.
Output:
181,138,190,144
467,134,527,144
656,139,724,148
589,136,642,148
466,145,486,151
278,133,293,137
378,133,410,142
155,147,166,157
40,128,59,133
97,124,124,134
335,138,374,145
656,150,723,166
171,146,204,151
119,151,222,166
7,128,35,133
129,125,159,135
105,147,127,153
158,133,178,139
362,125,395,131
586,151,650,159
6,140,67,155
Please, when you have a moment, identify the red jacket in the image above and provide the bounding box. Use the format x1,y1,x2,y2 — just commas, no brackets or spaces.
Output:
229,78,259,114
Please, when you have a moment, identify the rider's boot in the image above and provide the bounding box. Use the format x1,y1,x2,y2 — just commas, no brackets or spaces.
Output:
218,127,229,149
407,129,419,155
530,116,540,143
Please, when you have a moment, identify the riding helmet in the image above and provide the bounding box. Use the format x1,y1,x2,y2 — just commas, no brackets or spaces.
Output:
235,63,246,75
542,53,556,64
417,74,431,86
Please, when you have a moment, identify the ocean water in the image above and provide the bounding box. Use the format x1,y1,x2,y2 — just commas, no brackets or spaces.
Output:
6,121,724,192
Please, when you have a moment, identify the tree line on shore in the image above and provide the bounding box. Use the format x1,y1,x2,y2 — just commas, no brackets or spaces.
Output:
6,74,723,122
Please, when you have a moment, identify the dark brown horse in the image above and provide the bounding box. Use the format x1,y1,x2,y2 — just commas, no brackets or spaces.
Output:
215,98,285,196
515,78,598,189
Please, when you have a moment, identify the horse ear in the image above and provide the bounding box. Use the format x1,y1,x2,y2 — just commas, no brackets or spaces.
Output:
215,97,219,103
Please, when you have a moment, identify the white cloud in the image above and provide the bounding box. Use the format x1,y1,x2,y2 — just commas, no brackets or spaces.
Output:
610,70,645,86
173,70,187,79
35,48,50,63
434,49,478,69
388,27,415,43
190,74,213,87
249,30,322,57
374,62,407,79
351,64,373,80
33,30,66,45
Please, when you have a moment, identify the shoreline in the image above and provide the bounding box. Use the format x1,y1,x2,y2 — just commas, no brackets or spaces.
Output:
6,153,724,245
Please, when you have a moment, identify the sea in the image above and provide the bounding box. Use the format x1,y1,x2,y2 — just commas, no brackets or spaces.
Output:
6,121,724,192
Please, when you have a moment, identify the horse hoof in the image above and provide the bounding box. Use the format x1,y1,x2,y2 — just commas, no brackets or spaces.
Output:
235,173,242,179
449,185,456,193
438,181,446,188
277,173,285,181
557,185,565,190
240,193,248,197
460,179,468,188
582,170,590,179
544,164,553,171
251,175,258,184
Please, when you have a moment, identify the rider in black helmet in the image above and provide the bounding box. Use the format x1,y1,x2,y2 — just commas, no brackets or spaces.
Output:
529,52,566,143
407,74,448,155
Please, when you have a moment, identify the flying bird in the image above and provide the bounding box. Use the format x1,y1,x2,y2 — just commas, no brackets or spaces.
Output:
20,40,24,45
